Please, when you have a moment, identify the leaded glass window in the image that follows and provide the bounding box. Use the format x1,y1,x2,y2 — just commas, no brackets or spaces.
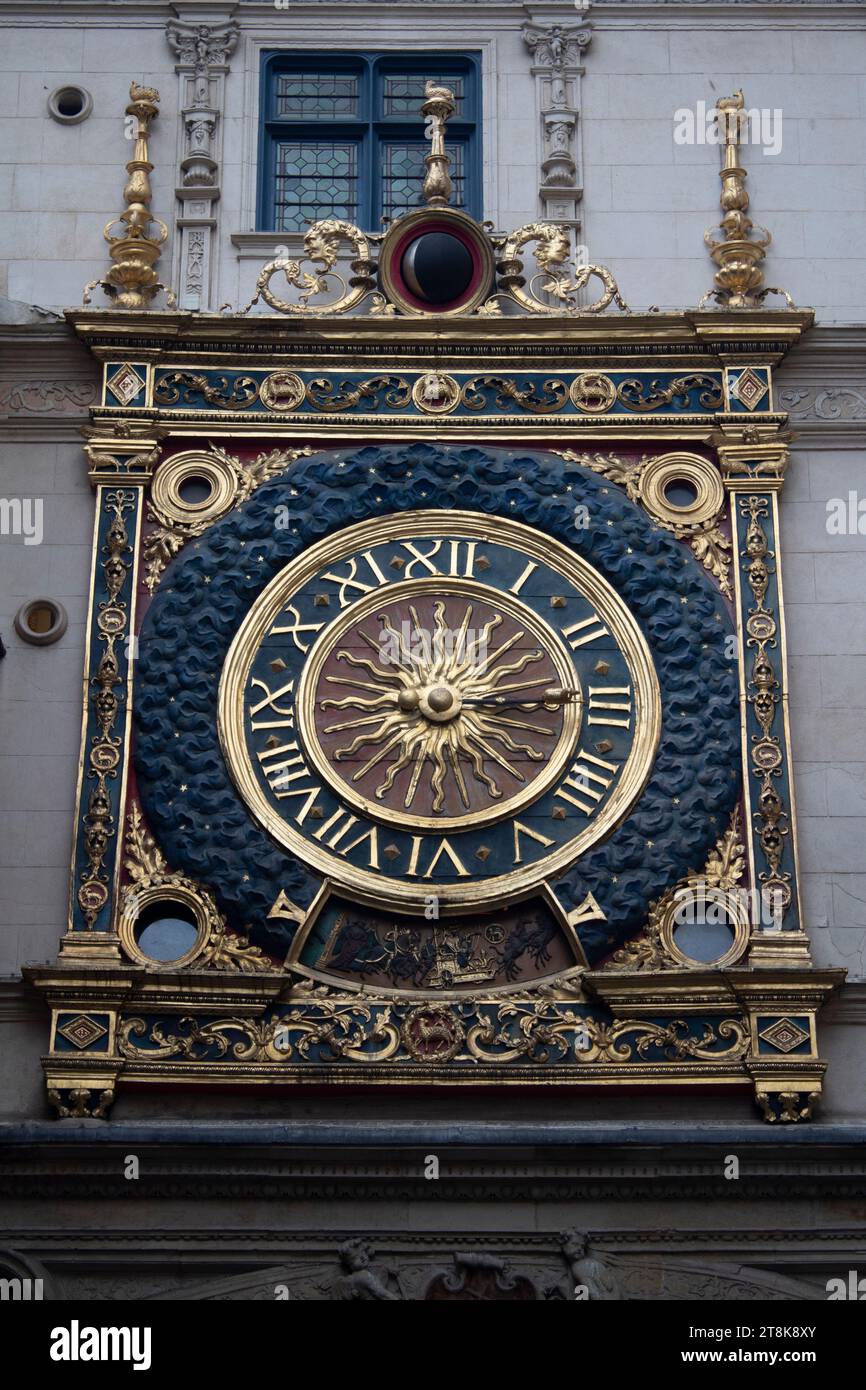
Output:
259,53,480,233
275,141,359,231
381,142,466,223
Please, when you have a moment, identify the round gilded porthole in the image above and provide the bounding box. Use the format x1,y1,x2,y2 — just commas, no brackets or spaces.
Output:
135,902,200,963
378,207,495,316
639,452,725,530
47,86,93,125
150,451,237,527
662,477,699,509
119,883,208,968
660,884,749,969
177,474,215,507
14,598,68,646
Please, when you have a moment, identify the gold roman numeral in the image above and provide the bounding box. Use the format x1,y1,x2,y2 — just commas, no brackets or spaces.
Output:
561,613,610,649
312,810,379,867
406,836,470,879
249,675,295,730
320,551,388,606
554,748,619,815
509,560,538,595
512,819,555,864
587,686,632,729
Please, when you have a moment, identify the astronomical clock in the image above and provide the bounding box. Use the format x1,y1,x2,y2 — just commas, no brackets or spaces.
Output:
29,81,841,1120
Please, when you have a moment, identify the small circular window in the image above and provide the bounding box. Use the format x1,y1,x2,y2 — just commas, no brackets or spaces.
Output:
135,901,200,964
14,598,68,646
662,477,699,510
672,917,736,965
177,475,215,507
48,86,93,125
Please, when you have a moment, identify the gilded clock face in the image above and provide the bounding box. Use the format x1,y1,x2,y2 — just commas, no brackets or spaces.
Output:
220,511,661,910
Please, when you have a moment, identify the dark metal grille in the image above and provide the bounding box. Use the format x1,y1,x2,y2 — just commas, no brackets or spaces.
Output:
274,141,359,231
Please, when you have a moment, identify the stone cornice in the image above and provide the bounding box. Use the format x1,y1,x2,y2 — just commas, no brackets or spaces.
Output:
0,319,99,435
775,324,866,446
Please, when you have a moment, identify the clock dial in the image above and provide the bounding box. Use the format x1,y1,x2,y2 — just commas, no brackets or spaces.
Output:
302,582,579,830
219,511,661,911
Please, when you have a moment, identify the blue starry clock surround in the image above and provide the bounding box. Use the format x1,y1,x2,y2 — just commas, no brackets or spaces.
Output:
134,443,740,966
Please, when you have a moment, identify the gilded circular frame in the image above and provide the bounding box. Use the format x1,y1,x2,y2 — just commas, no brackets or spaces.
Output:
378,208,496,317
150,450,238,527
118,881,208,969
660,883,750,970
219,511,662,910
639,451,725,530
569,372,617,414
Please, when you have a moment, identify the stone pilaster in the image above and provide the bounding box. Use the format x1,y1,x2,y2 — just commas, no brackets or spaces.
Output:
521,15,592,252
165,17,239,310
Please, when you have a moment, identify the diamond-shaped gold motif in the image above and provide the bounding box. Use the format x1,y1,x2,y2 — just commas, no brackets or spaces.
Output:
107,365,145,407
758,1017,809,1054
58,1014,108,1050
732,368,768,412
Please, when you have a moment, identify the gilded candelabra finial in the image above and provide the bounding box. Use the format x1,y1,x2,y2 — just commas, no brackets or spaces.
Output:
700,90,793,310
83,82,176,310
421,80,456,207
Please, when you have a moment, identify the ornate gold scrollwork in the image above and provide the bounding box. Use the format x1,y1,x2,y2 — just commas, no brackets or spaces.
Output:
464,1007,748,1064
119,803,281,973
485,223,629,316
461,376,569,414
616,375,724,412
119,988,400,1062
153,372,259,410
306,376,413,412
239,219,393,317
606,809,748,972
559,448,733,597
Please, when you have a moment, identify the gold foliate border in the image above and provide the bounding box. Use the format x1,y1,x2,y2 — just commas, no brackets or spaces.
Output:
118,804,282,974
558,449,732,598
143,444,313,592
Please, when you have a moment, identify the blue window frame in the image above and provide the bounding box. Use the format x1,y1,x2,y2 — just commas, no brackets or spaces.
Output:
258,52,481,233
